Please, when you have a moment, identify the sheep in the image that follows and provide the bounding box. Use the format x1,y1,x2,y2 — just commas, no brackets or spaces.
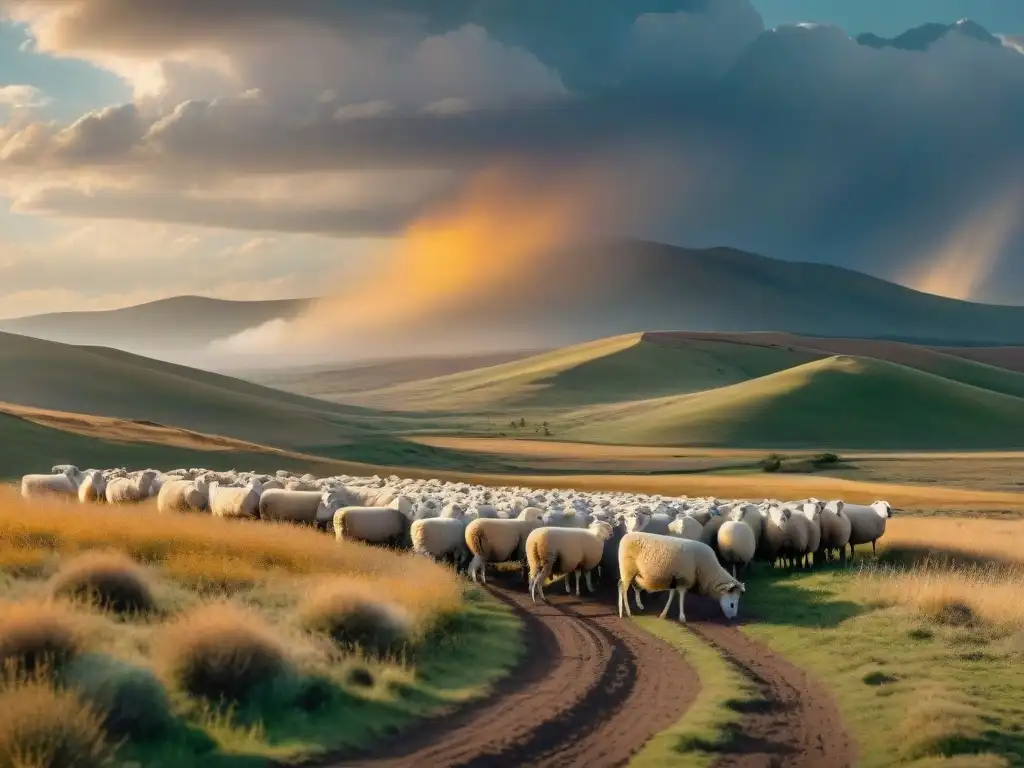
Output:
105,471,158,505
699,513,728,555
617,533,745,623
157,477,211,515
758,507,786,565
526,521,614,603
668,514,703,541
258,489,328,525
465,508,545,585
844,501,893,558
332,505,407,545
799,503,823,566
77,470,107,504
717,520,757,577
820,501,853,563
411,517,470,572
50,464,79,475
728,504,763,549
209,479,263,520
21,467,82,500
779,507,811,568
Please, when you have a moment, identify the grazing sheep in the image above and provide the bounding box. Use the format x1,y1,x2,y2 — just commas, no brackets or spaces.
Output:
157,477,211,515
258,489,328,525
717,521,757,577
844,501,893,558
411,517,470,571
526,521,614,602
332,505,407,545
668,514,703,541
465,508,545,585
105,471,158,505
209,479,263,520
617,533,745,622
820,501,853,563
21,467,82,500
77,470,107,504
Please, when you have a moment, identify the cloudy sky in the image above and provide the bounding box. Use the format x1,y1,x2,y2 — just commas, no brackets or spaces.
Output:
1,0,1023,319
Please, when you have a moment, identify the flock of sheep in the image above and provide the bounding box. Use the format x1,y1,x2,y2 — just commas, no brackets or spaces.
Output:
20,465,893,623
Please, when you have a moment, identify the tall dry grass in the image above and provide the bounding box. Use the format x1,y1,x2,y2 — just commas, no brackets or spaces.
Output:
0,486,461,621
861,517,1024,628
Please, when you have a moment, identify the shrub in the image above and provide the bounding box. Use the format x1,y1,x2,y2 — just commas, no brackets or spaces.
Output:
0,602,85,674
50,551,156,615
0,677,112,768
760,454,783,473
62,653,174,740
814,452,841,466
154,603,292,704
300,581,410,656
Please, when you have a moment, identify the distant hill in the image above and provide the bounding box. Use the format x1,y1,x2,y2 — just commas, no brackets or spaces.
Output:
0,295,311,357
556,356,1024,449
348,333,820,411
0,331,377,451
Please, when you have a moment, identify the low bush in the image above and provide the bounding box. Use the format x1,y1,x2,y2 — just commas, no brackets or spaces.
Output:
49,551,156,615
0,602,86,674
0,676,112,768
760,454,783,473
300,581,410,656
154,603,292,704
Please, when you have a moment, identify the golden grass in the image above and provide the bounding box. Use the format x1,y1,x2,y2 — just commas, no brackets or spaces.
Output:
49,551,156,615
0,601,88,674
0,674,112,768
861,517,1024,628
0,486,461,619
300,579,411,656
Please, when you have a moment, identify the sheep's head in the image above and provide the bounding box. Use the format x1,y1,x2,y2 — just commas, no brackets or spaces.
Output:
518,507,544,523
825,500,845,515
871,500,893,518
719,583,745,620
801,502,821,521
624,510,651,533
589,521,614,541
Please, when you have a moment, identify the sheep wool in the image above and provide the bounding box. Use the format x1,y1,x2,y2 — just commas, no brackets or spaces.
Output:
411,517,470,570
105,471,157,504
157,478,211,515
526,522,614,602
77,471,107,504
333,506,407,545
258,489,326,524
21,470,80,500
844,501,892,555
820,500,853,560
464,509,544,584
209,480,263,519
668,514,703,541
717,520,757,575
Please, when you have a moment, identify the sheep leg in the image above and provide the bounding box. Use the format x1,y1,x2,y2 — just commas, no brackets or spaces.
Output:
677,588,687,623
468,555,483,584
585,571,595,593
574,570,582,597
659,588,675,619
618,580,632,618
633,585,645,611
565,572,572,594
537,570,548,603
872,540,877,556
731,564,737,578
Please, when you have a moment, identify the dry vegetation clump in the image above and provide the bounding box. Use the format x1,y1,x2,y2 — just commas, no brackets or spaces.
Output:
0,673,112,768
0,486,461,618
49,551,156,614
861,517,1024,628
154,603,293,704
300,580,411,656
0,602,86,674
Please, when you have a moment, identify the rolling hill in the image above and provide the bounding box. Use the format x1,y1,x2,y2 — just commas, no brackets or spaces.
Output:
0,331,378,451
556,356,1024,449
0,295,310,358
345,333,821,412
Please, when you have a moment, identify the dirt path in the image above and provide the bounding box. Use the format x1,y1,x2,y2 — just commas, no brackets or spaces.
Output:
331,580,699,768
688,614,856,768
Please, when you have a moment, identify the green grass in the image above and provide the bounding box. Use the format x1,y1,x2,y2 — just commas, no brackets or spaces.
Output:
557,356,1024,449
0,331,377,451
739,567,1024,767
350,333,816,412
629,619,757,768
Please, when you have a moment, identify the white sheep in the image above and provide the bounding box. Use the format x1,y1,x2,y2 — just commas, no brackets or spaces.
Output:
105,471,158,504
843,501,893,558
21,467,82,500
820,500,853,563
717,520,757,577
799,502,823,566
157,477,212,514
526,521,614,602
465,508,545,585
668,514,703,541
617,533,744,622
77,470,107,504
332,505,407,545
258,489,330,525
411,517,470,571
209,479,263,520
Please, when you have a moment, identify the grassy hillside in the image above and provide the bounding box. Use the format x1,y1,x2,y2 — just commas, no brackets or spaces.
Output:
557,356,1024,449
0,332,379,451
0,295,309,352
349,333,819,411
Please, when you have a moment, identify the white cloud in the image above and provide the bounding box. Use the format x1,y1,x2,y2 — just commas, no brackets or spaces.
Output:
0,84,50,109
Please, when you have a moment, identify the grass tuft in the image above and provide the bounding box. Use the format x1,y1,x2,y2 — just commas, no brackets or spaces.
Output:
49,550,156,615
300,580,410,656
0,672,112,768
154,603,292,705
0,602,86,674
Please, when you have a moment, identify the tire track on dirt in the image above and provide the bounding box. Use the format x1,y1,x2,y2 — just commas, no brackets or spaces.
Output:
330,579,699,768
